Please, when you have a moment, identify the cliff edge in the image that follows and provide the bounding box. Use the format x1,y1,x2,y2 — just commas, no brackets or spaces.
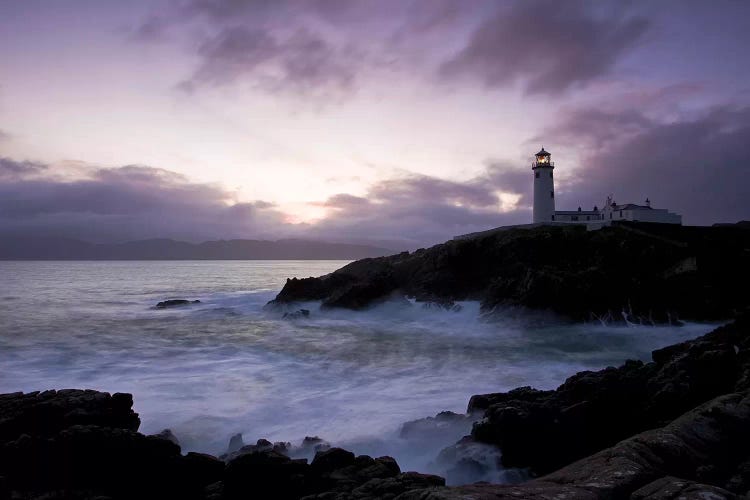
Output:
269,222,750,322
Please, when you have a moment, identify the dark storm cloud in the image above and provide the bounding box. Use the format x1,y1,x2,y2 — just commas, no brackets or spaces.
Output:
179,26,357,95
311,172,529,247
439,0,649,94
485,161,532,206
146,0,475,96
0,157,47,180
550,106,750,224
146,0,653,97
368,175,498,208
0,162,288,243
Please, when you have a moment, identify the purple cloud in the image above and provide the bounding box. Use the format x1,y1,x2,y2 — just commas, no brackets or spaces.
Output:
549,106,750,224
180,26,357,95
0,162,289,243
439,0,649,94
309,171,529,247
0,157,47,180
0,157,531,248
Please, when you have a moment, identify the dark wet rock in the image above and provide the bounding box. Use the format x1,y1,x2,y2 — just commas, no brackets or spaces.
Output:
221,437,290,462
394,482,598,500
399,411,475,442
401,392,750,499
268,222,750,322
283,308,311,319
183,452,225,490
631,476,739,499
2,424,187,498
724,457,750,494
151,428,179,446
420,300,463,312
222,447,406,500
0,389,140,443
294,436,331,456
310,448,357,475
226,433,243,454
223,449,309,500
467,314,750,476
302,472,445,500
155,299,201,309
267,274,357,307
321,274,401,310
433,436,526,486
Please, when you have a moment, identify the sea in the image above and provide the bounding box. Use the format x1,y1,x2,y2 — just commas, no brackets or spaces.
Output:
0,260,717,482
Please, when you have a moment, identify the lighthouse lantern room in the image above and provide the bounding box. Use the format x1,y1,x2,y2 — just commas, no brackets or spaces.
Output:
532,147,555,223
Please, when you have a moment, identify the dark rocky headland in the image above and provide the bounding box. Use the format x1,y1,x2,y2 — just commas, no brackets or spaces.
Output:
4,221,750,499
268,222,750,323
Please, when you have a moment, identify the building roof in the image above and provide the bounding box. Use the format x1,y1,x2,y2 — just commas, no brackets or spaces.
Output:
555,210,599,215
613,203,651,211
535,147,550,157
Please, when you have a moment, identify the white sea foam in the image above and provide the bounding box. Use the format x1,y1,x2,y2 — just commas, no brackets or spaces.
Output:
0,260,718,483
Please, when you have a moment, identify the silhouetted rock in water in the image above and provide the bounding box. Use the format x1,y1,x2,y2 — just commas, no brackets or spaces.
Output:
155,299,201,308
295,436,331,456
268,222,750,322
283,308,310,319
226,433,244,454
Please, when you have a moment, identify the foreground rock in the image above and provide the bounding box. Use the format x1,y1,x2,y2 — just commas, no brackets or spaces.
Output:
464,314,750,477
268,222,750,322
0,391,441,499
400,391,750,499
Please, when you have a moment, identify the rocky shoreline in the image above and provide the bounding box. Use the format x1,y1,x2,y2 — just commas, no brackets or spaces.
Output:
267,222,750,323
3,315,750,499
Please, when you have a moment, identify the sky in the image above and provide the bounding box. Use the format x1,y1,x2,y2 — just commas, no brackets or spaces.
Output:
1,0,749,249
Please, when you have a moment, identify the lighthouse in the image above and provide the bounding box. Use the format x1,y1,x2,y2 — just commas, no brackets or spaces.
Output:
532,147,555,223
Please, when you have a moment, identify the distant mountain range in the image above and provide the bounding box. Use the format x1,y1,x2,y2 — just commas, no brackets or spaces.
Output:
0,236,396,260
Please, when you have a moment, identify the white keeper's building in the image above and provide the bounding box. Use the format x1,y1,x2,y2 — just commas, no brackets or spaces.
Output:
531,148,682,226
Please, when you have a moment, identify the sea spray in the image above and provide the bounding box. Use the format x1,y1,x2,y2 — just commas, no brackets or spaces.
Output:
0,260,718,484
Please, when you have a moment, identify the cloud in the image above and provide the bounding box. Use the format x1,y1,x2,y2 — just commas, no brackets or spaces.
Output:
484,161,532,206
0,156,530,248
0,161,290,243
142,0,478,97
0,157,47,180
310,171,529,247
0,129,10,142
549,106,750,224
439,0,649,94
179,26,357,96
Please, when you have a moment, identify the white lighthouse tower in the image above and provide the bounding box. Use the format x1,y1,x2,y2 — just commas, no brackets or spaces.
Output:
532,147,555,223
